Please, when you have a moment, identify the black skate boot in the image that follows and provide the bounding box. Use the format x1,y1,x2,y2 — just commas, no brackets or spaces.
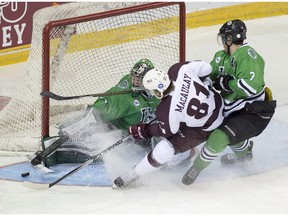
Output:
112,171,140,189
182,166,200,185
221,140,254,164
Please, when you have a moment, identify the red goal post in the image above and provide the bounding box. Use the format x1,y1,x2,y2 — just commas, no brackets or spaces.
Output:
0,2,186,154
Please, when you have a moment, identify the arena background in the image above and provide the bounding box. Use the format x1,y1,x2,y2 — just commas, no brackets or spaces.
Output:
0,2,287,66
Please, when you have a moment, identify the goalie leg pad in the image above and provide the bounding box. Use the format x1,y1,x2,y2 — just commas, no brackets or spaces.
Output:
57,106,98,137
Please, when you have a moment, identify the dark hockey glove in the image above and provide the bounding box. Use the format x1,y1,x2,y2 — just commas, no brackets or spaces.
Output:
213,75,234,93
128,123,151,139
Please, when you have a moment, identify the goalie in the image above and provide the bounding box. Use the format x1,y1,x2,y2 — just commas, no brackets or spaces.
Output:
31,59,160,168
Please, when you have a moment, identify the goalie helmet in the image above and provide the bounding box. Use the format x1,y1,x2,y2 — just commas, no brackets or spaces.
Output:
130,59,154,87
142,68,171,99
218,19,247,45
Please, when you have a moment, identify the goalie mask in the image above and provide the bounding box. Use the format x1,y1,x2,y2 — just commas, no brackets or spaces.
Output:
130,59,154,88
218,19,247,46
142,68,171,99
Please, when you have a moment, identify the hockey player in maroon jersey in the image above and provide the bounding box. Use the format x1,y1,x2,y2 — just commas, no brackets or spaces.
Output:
113,60,225,188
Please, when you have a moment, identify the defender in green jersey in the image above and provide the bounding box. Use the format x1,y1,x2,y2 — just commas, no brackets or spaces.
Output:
182,19,276,185
43,59,160,166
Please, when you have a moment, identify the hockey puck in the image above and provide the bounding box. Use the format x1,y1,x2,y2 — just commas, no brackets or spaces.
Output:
21,172,30,177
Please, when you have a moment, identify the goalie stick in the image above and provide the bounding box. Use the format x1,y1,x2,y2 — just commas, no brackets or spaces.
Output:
23,133,132,190
26,24,75,173
40,89,139,101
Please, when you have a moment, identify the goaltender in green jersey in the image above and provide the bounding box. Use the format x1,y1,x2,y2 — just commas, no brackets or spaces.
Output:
42,59,160,166
92,71,159,131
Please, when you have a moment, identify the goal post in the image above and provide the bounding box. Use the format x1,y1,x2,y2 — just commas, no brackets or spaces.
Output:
0,2,186,155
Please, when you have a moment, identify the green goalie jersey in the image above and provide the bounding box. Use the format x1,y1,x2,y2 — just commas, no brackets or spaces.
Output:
92,74,160,131
210,44,265,102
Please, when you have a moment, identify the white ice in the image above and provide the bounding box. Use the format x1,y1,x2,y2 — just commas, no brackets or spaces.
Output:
0,15,288,214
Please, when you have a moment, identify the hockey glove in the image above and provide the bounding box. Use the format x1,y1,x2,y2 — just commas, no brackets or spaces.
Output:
213,75,233,93
129,123,151,139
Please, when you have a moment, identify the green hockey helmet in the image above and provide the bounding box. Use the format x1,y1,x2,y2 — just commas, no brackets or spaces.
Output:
130,59,154,87
218,19,247,45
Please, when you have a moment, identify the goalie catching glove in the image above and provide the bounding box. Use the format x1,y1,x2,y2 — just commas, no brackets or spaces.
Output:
213,75,233,93
128,123,151,139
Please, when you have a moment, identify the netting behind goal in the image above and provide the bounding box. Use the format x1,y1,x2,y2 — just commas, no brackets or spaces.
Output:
0,2,186,154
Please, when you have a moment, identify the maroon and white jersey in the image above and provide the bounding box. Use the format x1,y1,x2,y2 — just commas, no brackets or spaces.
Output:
147,61,224,138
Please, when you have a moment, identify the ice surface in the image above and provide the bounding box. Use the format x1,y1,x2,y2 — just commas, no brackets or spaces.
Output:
0,15,288,214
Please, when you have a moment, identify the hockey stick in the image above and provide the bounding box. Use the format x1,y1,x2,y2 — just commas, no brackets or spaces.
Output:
29,133,69,166
40,89,138,101
23,133,132,190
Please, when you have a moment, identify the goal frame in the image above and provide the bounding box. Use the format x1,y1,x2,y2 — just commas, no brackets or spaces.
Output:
41,2,186,138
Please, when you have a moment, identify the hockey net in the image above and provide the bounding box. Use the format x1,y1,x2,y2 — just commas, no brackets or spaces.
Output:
0,2,186,155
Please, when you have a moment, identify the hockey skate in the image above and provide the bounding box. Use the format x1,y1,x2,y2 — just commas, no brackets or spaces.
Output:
27,151,55,173
112,171,140,189
220,141,254,164
27,135,69,173
182,166,200,185
28,135,68,166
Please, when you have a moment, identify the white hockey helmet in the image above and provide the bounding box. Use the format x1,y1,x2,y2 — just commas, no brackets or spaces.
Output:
142,68,171,99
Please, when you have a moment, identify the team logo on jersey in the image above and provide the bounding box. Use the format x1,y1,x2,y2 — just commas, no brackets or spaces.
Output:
216,57,221,63
117,80,129,89
247,48,257,59
141,107,155,123
219,66,225,75
134,99,140,106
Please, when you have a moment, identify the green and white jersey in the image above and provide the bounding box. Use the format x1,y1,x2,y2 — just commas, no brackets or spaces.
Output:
92,74,160,131
210,44,266,116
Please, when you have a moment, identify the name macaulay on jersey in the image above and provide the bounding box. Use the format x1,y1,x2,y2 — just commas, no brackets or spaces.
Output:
146,60,224,138
175,73,192,113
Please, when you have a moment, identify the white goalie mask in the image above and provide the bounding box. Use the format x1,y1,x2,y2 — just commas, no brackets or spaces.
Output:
142,68,171,99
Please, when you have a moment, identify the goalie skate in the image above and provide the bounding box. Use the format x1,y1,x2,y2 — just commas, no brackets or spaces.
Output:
221,141,254,164
27,153,54,173
26,135,70,173
28,135,69,165
32,163,55,173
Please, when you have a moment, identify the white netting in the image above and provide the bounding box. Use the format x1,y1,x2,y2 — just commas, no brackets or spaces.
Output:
0,2,184,154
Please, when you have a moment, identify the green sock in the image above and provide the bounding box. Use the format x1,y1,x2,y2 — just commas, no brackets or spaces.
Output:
193,129,230,171
231,140,251,158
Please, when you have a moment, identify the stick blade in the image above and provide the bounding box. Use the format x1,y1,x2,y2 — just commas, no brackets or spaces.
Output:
23,181,50,190
40,91,65,100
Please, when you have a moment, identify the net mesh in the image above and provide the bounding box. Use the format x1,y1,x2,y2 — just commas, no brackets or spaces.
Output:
0,2,184,153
